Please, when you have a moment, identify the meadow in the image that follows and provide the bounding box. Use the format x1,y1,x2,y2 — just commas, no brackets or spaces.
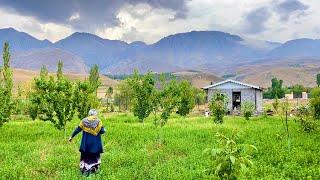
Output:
1,113,320,179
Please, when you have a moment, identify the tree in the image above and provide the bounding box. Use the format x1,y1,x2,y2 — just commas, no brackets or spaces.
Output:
89,64,101,94
105,86,114,112
0,42,13,127
263,78,286,99
114,80,134,112
317,74,320,87
310,87,320,120
73,80,99,119
209,92,228,124
129,70,155,122
158,78,180,126
195,89,206,111
176,80,196,116
29,63,75,136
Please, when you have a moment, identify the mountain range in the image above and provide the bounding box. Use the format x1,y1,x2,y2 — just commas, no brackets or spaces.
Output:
1,27,320,87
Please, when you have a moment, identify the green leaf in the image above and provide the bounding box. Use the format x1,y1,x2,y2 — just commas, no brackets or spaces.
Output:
230,155,236,165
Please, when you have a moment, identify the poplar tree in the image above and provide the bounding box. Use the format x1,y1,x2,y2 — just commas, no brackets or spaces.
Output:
0,42,13,127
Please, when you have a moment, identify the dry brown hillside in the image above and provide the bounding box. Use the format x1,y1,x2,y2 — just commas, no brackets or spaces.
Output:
234,59,320,88
173,71,222,88
12,68,119,89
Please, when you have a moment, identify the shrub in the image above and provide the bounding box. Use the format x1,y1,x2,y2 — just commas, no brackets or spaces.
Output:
242,101,255,120
296,105,317,132
204,132,257,179
209,93,228,124
310,88,320,120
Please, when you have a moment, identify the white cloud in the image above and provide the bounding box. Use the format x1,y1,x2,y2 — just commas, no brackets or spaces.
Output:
0,8,73,42
1,0,320,43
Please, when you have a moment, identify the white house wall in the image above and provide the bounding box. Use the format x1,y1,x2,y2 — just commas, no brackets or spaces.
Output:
207,87,263,113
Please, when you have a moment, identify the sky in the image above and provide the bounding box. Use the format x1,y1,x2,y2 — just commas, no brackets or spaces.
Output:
0,0,319,44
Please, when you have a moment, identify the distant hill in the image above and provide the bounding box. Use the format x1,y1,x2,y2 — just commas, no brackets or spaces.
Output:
2,28,320,87
173,71,222,88
54,32,129,69
0,28,51,52
267,38,320,59
12,68,119,89
12,48,88,74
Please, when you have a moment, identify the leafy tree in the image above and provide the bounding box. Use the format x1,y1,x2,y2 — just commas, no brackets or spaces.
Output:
317,74,320,87
129,70,155,122
29,62,75,136
310,87,320,120
203,132,257,179
114,80,134,111
158,79,180,126
0,42,13,127
176,80,196,116
241,101,255,120
209,92,228,124
73,80,99,119
89,64,101,94
195,89,206,111
105,86,114,112
263,78,286,99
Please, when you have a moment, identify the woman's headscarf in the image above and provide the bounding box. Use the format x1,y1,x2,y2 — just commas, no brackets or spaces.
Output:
79,109,103,136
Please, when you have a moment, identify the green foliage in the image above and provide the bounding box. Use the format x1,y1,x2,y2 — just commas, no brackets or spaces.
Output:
176,80,195,116
195,89,206,110
263,78,286,99
89,64,101,93
114,80,134,111
73,80,99,119
29,63,75,131
129,70,155,122
204,132,257,179
0,42,13,127
310,87,320,120
242,101,255,120
296,105,317,132
209,92,228,124
272,98,280,114
13,85,29,115
317,74,320,87
158,78,180,126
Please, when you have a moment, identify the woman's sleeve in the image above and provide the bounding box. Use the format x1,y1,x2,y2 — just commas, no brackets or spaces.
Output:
99,127,106,134
71,126,82,138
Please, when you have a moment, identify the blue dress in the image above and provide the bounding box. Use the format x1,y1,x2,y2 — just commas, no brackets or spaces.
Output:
71,125,106,174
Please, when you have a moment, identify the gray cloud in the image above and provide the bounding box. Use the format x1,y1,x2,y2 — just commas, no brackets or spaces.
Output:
0,0,188,31
244,7,272,34
273,0,309,21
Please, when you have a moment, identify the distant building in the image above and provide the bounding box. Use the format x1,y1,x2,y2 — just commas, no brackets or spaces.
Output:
202,79,263,113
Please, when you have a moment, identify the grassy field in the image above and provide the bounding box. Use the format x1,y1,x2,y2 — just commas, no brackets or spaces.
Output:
1,113,320,179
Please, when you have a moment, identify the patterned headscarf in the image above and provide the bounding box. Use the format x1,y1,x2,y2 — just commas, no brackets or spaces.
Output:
79,109,102,136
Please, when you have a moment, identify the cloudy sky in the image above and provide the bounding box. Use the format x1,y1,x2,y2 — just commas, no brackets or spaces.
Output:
0,0,319,43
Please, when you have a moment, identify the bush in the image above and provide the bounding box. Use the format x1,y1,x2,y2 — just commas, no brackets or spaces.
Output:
242,101,255,120
296,105,317,132
204,132,257,179
209,93,228,124
310,88,320,120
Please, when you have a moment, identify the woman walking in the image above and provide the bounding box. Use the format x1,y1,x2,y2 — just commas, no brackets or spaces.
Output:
69,109,105,175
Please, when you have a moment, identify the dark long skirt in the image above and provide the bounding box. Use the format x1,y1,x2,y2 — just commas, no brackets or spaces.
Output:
79,152,101,175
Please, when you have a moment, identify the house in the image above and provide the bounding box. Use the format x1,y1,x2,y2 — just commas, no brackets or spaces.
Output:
202,79,263,113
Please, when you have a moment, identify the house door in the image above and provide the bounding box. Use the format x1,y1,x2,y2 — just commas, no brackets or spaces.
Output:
232,92,241,111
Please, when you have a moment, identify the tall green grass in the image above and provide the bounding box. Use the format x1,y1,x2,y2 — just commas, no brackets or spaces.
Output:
0,114,319,179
